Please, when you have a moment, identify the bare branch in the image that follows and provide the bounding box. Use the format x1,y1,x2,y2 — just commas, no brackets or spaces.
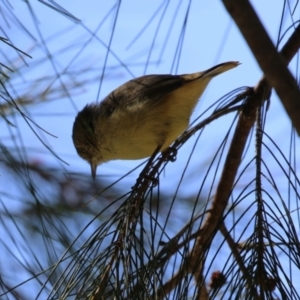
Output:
184,11,300,295
222,0,300,135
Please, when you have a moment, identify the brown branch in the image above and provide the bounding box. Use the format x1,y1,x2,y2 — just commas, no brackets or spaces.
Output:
117,17,300,299
129,22,300,297
280,24,300,63
219,223,258,297
219,223,248,278
155,259,208,300
183,12,300,297
189,82,266,283
222,0,300,135
155,271,183,299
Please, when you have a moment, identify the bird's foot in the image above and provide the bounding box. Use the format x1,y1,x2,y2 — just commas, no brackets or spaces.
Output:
163,146,177,162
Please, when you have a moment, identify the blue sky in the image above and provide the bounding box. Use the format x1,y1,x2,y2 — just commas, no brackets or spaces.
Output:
5,0,292,175
1,0,300,297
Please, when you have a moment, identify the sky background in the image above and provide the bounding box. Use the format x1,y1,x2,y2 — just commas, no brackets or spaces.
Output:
3,0,295,175
1,0,300,297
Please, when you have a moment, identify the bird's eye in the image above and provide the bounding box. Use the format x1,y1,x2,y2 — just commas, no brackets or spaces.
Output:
80,118,95,135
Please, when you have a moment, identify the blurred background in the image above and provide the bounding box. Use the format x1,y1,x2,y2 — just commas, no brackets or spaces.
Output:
1,1,300,299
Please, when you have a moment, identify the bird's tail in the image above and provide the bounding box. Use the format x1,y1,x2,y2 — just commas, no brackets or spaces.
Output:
202,61,240,78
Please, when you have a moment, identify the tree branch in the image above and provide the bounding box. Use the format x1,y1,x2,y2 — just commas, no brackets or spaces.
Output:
222,0,300,135
185,10,300,295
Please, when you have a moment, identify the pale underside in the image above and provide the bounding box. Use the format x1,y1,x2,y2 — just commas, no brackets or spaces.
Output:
95,77,211,162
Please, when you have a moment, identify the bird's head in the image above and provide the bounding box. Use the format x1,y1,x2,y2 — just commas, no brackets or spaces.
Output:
72,104,103,179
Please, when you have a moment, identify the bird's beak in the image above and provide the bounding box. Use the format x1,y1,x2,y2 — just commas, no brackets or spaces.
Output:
90,162,97,180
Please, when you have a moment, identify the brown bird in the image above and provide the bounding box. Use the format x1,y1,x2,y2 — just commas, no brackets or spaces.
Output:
72,61,239,178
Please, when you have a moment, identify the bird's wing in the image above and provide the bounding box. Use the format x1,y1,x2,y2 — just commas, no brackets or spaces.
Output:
99,61,239,115
131,74,187,104
98,74,187,116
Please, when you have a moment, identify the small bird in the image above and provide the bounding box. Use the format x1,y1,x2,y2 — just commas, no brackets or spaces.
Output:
72,61,239,179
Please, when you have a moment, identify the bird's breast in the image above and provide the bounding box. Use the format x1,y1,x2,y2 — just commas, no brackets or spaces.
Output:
100,108,189,160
